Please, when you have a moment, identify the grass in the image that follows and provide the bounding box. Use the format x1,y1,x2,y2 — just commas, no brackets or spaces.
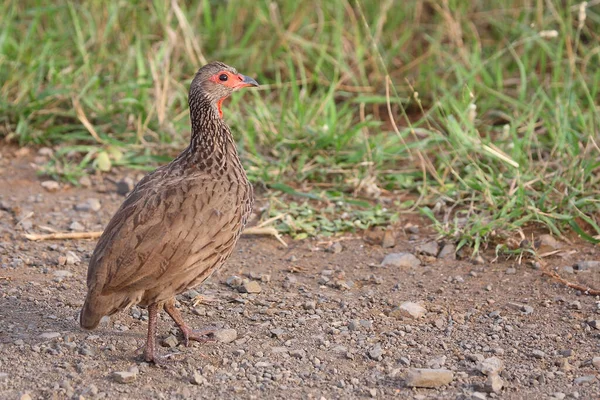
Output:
1,0,600,250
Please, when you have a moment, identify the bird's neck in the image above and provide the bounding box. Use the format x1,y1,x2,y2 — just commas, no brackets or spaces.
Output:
185,94,241,170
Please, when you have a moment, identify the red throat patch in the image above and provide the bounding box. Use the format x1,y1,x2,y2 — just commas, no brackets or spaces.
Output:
216,97,225,118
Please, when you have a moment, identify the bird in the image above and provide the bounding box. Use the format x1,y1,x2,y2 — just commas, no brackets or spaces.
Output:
80,61,258,363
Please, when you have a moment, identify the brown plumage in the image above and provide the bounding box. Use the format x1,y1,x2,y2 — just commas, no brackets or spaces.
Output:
80,61,258,363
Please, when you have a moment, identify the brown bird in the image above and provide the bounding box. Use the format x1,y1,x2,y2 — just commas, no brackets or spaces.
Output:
80,61,258,363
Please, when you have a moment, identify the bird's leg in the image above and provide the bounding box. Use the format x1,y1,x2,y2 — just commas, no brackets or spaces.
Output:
143,303,159,363
164,298,216,347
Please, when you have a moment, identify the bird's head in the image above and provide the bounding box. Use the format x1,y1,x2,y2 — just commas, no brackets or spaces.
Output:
190,61,259,119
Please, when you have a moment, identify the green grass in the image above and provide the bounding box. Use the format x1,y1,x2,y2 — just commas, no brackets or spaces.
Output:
1,0,600,249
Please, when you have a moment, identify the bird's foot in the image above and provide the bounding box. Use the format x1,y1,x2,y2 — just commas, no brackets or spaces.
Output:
179,325,217,347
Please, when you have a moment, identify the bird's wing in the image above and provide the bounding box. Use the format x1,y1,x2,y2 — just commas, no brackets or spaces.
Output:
86,171,248,296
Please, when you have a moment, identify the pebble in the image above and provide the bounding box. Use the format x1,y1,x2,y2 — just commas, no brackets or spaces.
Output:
531,349,546,359
41,180,60,192
74,198,101,212
470,392,487,400
484,374,503,393
368,344,384,361
381,252,421,268
240,280,261,294
226,275,243,288
303,300,317,310
190,371,206,385
161,335,179,348
574,260,600,271
391,301,426,319
290,349,306,359
270,328,285,338
214,329,237,344
66,251,81,265
0,372,8,381
573,375,596,384
404,368,454,388
415,241,439,257
112,367,138,384
569,300,582,310
19,394,32,400
326,242,343,254
39,332,61,340
552,393,566,400
53,270,73,278
588,320,600,330
116,177,134,195
69,221,85,232
478,357,503,376
505,267,516,275
592,356,600,370
78,176,92,187
438,243,456,259
382,230,396,248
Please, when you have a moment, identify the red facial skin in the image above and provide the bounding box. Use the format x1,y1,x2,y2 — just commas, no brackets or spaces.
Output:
209,71,256,118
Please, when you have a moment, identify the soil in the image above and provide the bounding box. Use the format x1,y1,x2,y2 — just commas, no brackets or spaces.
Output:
1,146,599,400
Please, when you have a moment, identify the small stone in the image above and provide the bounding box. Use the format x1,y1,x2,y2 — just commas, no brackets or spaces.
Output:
438,243,456,259
592,356,600,370
112,370,137,384
561,266,575,274
190,371,206,385
0,372,8,381
327,242,343,254
226,275,243,288
404,368,454,388
368,344,384,361
574,260,600,271
569,300,582,310
240,280,261,294
415,241,439,257
303,300,317,310
39,332,61,340
505,267,516,275
69,221,85,232
552,393,566,400
270,328,285,338
531,349,546,359
536,234,563,250
290,349,306,359
573,375,596,384
74,198,101,212
521,305,534,315
381,252,421,268
348,320,360,331
78,176,92,187
65,251,81,265
116,177,134,195
19,394,32,400
478,357,503,376
214,329,237,344
41,180,60,192
588,320,600,330
161,335,179,348
472,254,486,265
53,270,73,279
368,388,377,398
484,374,504,393
391,301,426,319
382,230,396,248
471,393,487,400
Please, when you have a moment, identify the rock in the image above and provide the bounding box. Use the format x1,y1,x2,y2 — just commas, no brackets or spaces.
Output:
78,176,92,187
161,335,179,348
478,357,503,376
531,349,546,359
404,368,454,388
536,234,563,250
112,369,137,384
41,180,60,192
303,300,317,310
415,241,439,257
53,270,73,279
19,394,32,400
74,198,101,212
270,328,285,338
240,280,261,294
226,275,243,288
39,332,61,340
116,177,135,195
190,371,206,385
368,344,384,361
391,301,426,319
521,305,534,315
65,251,81,265
471,393,487,400
69,221,85,232
505,267,516,275
561,266,574,274
438,243,456,259
214,329,237,344
381,253,421,268
573,375,596,384
381,230,396,248
574,260,600,271
587,320,600,330
368,388,377,398
592,356,600,370
569,300,582,310
484,374,503,393
348,320,360,331
38,147,53,157
290,349,306,359
327,242,343,254
0,372,8,381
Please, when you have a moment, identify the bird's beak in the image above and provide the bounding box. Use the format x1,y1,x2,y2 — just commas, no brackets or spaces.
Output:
235,74,259,89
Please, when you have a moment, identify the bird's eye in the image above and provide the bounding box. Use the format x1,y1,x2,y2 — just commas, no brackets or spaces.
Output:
219,74,228,82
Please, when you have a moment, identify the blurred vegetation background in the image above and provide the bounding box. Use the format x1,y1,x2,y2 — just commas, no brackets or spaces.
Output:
1,0,599,251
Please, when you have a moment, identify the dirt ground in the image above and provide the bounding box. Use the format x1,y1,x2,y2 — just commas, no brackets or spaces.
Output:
1,146,599,400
